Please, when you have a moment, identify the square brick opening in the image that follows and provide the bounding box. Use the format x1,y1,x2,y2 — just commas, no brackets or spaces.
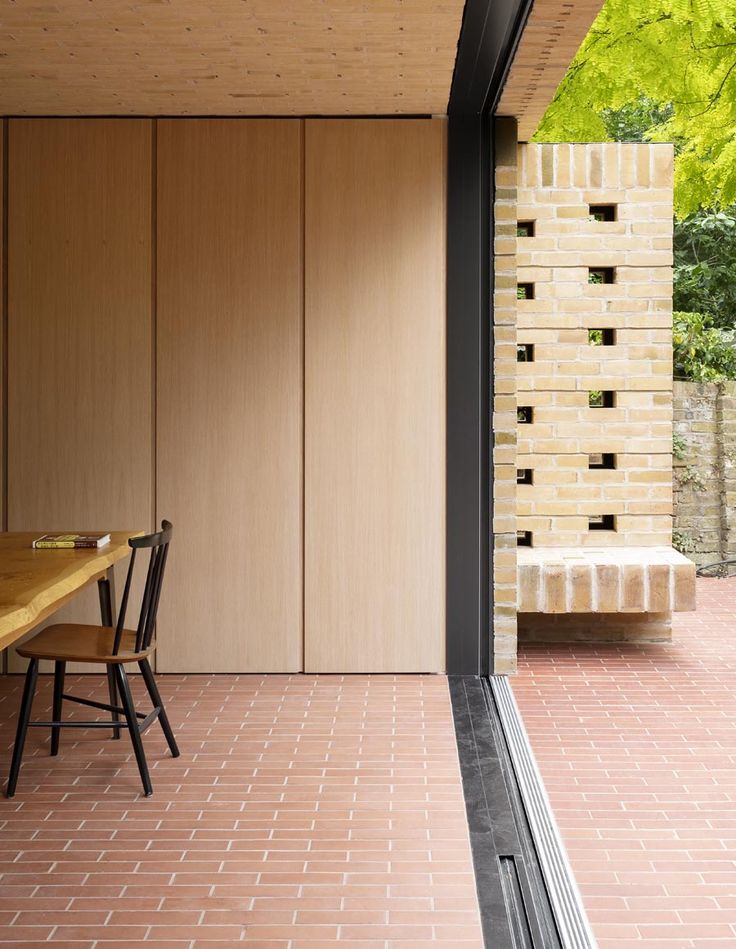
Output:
517,405,534,423
588,390,615,409
588,452,616,469
588,267,616,285
588,267,615,285
589,203,617,222
517,282,535,299
588,513,616,531
588,328,616,346
517,220,535,237
517,343,535,362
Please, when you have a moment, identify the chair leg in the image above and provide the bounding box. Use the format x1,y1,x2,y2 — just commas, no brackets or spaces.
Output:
114,664,152,796
106,665,121,740
6,659,39,798
138,659,180,758
50,660,66,756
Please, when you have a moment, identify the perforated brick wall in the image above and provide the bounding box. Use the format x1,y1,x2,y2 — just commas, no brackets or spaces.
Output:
515,142,674,549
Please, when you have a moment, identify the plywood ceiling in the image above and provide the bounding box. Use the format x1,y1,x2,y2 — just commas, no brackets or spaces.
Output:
496,0,604,140
0,0,466,116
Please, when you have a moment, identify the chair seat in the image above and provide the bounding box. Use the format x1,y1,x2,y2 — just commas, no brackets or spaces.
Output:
16,624,154,664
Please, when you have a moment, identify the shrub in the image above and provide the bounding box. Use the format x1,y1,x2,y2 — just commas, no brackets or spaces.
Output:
674,210,736,329
673,311,736,383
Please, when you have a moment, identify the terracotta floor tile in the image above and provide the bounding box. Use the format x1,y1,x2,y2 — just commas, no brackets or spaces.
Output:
514,577,736,949
4,944,92,949
0,672,482,946
96,943,191,949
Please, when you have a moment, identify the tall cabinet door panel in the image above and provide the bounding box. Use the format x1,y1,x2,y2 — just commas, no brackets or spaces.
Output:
7,118,153,671
156,119,303,672
304,119,446,673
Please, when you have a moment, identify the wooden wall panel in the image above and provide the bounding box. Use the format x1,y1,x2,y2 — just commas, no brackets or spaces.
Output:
0,119,4,538
304,119,446,673
156,119,303,673
7,118,153,671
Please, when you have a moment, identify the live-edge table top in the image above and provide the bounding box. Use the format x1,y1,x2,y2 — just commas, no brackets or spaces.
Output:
0,532,141,652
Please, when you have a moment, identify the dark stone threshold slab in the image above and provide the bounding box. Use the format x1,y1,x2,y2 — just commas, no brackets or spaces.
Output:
449,675,564,949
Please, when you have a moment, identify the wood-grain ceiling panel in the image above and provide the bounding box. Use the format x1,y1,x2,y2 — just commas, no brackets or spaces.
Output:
496,0,604,139
0,1,465,115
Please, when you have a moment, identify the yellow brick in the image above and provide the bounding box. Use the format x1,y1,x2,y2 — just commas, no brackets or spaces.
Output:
621,564,646,612
542,564,567,612
565,564,592,611
596,564,620,610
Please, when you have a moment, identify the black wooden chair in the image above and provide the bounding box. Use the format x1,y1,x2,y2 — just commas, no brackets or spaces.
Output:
6,520,179,798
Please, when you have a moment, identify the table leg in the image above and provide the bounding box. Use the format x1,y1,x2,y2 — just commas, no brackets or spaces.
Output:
97,567,116,627
97,568,120,740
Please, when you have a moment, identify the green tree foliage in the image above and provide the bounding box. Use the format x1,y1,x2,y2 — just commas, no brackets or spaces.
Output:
596,102,736,328
673,311,736,381
602,99,674,143
534,0,736,216
674,209,736,327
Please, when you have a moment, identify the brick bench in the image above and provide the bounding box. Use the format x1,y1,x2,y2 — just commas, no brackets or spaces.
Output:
517,546,696,614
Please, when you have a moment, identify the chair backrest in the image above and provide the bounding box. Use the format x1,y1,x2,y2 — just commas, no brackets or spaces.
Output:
112,520,173,655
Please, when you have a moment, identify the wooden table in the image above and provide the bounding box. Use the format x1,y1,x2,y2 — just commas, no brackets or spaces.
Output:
0,532,140,653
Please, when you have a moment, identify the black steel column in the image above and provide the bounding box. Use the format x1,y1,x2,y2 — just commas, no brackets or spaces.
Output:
445,0,532,674
446,112,492,675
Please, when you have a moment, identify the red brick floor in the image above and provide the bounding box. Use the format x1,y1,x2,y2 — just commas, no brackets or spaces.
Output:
514,577,736,949
0,673,483,947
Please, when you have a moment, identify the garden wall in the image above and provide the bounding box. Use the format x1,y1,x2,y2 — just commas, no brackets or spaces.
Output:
673,380,736,566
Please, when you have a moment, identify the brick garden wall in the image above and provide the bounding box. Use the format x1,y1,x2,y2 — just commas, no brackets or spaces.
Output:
673,380,736,566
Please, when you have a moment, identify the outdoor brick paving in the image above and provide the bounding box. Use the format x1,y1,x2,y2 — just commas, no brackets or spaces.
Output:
514,576,736,948
0,673,483,947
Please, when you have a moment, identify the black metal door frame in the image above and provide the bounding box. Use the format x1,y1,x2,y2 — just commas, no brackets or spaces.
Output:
446,0,532,674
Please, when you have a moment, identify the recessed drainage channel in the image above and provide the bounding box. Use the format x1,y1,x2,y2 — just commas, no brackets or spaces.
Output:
449,676,597,949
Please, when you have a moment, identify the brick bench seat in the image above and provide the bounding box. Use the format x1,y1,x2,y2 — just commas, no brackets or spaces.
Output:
517,546,696,614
